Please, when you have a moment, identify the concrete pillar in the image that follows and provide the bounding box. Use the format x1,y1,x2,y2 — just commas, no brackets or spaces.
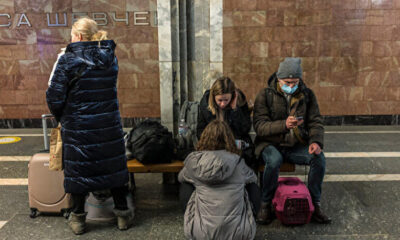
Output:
157,0,180,133
158,0,223,132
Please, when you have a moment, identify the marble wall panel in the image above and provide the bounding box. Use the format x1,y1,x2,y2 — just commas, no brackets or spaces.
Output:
1,105,29,118
0,90,16,105
268,41,282,57
0,31,17,45
372,0,393,9
120,103,159,117
250,42,269,57
224,0,257,11
127,0,149,11
27,104,49,118
359,41,373,56
331,0,357,9
310,0,333,10
0,60,19,75
320,41,341,57
228,11,266,27
71,0,90,12
223,27,241,42
0,0,159,120
369,101,392,114
0,75,15,89
356,0,370,9
210,0,223,63
0,1,13,12
265,9,284,26
0,45,12,58
224,0,400,115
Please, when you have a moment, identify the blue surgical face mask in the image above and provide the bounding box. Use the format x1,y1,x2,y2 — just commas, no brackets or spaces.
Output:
281,84,298,95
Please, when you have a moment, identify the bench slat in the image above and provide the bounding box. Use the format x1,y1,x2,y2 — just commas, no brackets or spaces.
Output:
127,160,184,173
127,159,295,173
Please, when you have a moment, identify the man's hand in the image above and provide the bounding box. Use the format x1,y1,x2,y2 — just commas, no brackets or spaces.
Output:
309,142,322,155
285,116,304,129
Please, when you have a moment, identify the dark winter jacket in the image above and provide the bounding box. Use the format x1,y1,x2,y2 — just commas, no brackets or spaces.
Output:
197,89,252,143
253,73,324,158
46,40,129,194
178,150,257,240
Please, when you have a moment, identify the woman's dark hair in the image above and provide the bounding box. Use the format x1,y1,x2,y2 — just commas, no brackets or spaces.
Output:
196,120,240,155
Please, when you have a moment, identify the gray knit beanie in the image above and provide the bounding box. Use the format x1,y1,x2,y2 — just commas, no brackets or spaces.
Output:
276,57,302,79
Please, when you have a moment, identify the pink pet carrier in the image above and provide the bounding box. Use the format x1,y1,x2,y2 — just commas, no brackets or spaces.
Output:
272,177,314,225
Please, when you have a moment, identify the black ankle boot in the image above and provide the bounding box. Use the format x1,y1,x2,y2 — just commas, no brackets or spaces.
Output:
256,202,275,225
312,203,332,224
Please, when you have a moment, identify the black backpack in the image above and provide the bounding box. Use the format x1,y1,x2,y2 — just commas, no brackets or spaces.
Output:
126,120,175,164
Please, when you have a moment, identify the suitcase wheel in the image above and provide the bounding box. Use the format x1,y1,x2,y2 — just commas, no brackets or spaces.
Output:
30,208,38,218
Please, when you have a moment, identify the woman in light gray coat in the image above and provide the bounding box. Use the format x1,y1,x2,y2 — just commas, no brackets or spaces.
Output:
179,120,258,240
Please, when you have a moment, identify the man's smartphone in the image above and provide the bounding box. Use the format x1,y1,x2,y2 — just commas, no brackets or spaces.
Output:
296,116,303,121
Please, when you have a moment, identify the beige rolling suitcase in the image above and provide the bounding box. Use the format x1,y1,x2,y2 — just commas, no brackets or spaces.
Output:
28,114,71,218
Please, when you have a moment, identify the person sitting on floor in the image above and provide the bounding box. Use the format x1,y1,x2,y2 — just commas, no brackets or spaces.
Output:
179,120,260,240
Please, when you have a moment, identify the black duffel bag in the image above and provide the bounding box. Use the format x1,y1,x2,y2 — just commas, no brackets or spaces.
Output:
126,120,174,164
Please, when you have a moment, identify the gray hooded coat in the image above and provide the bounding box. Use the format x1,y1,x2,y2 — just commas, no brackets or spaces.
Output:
178,150,257,240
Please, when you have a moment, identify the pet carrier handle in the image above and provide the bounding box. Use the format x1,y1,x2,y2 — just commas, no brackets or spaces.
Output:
283,179,299,186
41,114,54,150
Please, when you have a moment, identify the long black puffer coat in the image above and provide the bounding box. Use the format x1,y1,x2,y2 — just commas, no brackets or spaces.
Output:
46,40,129,194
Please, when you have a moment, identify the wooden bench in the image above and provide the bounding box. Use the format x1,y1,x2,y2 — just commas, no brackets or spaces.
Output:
127,159,295,191
127,159,185,173
127,159,295,173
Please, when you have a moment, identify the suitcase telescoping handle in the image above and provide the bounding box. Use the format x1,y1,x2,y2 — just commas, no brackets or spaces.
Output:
41,114,54,150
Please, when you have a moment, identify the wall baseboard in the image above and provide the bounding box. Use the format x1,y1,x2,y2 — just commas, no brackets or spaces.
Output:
323,115,400,126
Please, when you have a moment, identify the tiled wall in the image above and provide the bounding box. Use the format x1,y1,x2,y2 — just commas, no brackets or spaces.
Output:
0,0,160,119
223,0,400,115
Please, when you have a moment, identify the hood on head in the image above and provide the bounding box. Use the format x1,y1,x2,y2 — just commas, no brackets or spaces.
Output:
66,40,116,70
184,150,240,184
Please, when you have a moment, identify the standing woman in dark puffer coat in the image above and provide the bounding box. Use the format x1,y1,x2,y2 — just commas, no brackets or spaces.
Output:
46,17,133,235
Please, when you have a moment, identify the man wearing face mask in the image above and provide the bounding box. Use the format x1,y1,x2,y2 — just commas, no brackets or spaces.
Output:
253,57,331,225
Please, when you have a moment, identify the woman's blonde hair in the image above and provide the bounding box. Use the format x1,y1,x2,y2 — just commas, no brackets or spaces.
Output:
196,120,240,155
72,17,108,41
208,76,236,115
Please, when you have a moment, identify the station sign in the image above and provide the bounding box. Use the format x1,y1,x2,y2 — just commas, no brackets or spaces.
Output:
0,12,156,28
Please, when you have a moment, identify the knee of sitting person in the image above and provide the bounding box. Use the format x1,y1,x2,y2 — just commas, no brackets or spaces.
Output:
261,146,283,169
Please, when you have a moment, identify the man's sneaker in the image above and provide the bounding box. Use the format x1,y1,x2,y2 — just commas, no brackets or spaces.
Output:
256,202,275,225
312,203,332,224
